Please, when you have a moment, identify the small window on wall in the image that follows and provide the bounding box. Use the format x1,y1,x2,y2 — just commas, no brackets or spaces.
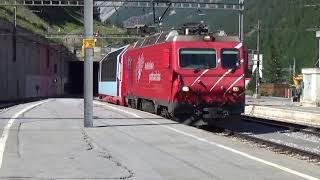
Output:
54,64,57,74
221,49,240,69
46,48,50,69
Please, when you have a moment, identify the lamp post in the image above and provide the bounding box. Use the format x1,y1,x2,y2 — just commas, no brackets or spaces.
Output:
253,20,261,99
316,31,320,68
83,0,94,127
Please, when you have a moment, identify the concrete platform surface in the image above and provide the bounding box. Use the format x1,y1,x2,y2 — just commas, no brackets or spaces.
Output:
245,96,320,127
0,98,319,180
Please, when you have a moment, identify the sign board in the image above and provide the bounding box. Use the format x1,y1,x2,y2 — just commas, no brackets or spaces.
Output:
250,54,263,78
82,39,95,48
81,46,84,59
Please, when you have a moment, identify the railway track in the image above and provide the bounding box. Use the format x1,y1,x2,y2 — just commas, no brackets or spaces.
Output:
204,115,320,162
242,115,320,137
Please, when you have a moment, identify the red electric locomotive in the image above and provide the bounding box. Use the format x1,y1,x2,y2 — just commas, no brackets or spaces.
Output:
99,29,247,123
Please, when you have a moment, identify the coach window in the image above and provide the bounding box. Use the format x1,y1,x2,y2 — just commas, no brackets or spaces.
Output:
101,48,124,81
179,48,216,69
221,49,240,69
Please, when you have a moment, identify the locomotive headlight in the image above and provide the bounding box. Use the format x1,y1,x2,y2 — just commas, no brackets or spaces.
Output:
233,86,240,92
182,86,190,92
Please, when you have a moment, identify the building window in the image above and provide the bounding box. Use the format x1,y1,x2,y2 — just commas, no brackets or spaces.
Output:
46,48,50,68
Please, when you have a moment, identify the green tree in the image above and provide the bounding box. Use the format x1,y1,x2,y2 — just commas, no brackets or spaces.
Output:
264,44,284,83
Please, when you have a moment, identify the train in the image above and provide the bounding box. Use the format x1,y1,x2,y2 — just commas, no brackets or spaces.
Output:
98,28,247,124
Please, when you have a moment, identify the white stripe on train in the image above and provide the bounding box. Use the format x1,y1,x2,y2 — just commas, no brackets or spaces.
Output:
224,74,245,95
209,69,232,92
235,43,243,49
191,69,209,87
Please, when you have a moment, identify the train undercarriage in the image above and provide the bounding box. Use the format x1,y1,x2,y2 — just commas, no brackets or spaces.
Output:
126,96,243,126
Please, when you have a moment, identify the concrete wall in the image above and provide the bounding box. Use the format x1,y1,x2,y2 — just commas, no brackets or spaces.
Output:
0,20,76,101
302,68,320,107
259,83,292,98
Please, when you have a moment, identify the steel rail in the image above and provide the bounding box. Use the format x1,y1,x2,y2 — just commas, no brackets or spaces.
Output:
219,115,320,161
231,130,320,161
200,115,320,161
241,115,320,137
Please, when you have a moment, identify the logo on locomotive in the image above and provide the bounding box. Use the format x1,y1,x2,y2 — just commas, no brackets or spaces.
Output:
137,54,145,81
149,71,161,83
145,62,154,70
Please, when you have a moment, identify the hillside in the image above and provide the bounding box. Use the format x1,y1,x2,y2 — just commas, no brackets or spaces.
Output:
2,1,320,82
106,0,320,83
244,0,320,80
0,5,124,48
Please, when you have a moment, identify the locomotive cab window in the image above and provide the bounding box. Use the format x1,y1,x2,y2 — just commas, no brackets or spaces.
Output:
179,49,216,69
221,49,240,69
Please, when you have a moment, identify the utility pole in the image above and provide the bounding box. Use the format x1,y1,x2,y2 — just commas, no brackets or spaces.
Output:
293,58,296,76
305,28,320,68
254,19,261,98
316,31,320,68
12,7,16,63
238,0,244,42
83,0,94,127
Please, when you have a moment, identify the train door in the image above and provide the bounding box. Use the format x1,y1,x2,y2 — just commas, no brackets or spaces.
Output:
126,56,133,94
164,48,174,103
116,55,121,97
117,47,129,99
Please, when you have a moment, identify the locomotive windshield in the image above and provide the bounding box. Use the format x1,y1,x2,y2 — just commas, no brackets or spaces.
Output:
179,49,216,69
221,49,240,69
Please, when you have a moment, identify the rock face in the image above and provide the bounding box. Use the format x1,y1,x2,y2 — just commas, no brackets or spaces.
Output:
0,20,77,101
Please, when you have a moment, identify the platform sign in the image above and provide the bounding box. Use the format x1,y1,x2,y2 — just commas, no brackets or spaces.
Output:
83,39,95,49
251,54,263,78
81,46,84,59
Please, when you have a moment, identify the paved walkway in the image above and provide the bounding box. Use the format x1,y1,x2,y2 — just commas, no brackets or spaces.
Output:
0,99,319,179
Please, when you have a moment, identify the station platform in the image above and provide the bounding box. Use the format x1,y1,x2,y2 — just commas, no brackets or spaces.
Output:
0,98,319,179
245,96,320,127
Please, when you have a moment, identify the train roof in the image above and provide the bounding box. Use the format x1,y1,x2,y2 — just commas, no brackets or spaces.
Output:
133,30,240,49
100,45,128,63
